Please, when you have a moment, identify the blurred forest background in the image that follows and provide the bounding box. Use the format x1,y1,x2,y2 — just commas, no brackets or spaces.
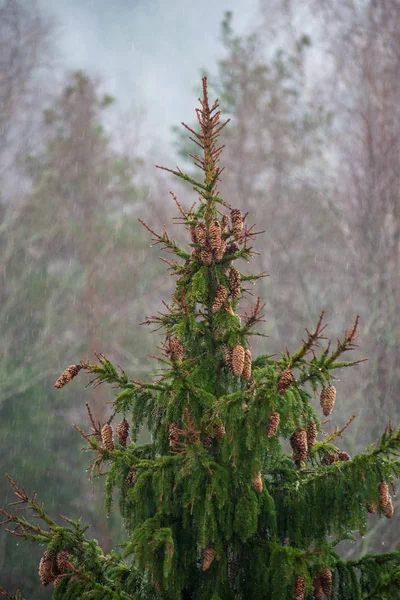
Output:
0,0,399,596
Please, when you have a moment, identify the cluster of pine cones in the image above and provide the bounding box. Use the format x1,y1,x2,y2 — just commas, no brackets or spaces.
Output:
294,568,332,599
38,549,72,587
190,208,244,267
101,418,130,451
225,344,252,381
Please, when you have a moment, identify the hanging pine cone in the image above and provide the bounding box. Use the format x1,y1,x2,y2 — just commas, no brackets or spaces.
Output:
116,418,130,446
209,219,222,253
169,336,184,362
312,574,323,599
230,209,243,239
101,423,114,451
54,364,82,388
200,243,213,266
202,436,213,448
125,469,137,489
212,285,228,313
38,551,56,586
366,501,376,514
202,545,215,571
226,241,240,255
214,423,226,440
378,481,390,510
320,385,336,416
337,451,351,462
306,420,317,449
224,347,234,373
290,428,308,466
195,222,207,245
252,472,263,493
266,411,280,438
228,268,241,298
189,224,198,243
293,575,306,600
242,349,252,381
232,344,245,377
56,550,70,573
169,423,180,449
215,240,226,262
321,452,337,466
278,368,294,394
320,569,332,596
385,495,394,519
221,214,230,231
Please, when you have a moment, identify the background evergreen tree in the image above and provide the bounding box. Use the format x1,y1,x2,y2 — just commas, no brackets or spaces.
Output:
2,77,400,600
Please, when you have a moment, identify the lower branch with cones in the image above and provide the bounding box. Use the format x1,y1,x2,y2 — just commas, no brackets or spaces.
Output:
2,78,400,600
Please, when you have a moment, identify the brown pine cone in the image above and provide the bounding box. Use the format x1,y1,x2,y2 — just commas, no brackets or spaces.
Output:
209,219,222,253
321,452,337,466
232,344,245,377
378,481,390,510
224,347,234,373
200,243,213,266
252,471,263,493
293,575,306,600
312,574,323,599
202,545,215,571
366,501,376,514
242,349,252,381
38,551,56,586
125,469,137,489
278,368,294,394
169,336,184,362
337,451,351,462
215,240,226,262
306,420,317,449
320,385,336,416
290,428,308,466
202,436,213,448
266,411,280,438
228,268,241,298
54,364,82,388
56,550,70,573
189,224,198,243
116,418,130,446
214,423,226,440
221,214,230,231
195,222,207,245
169,423,180,449
101,423,114,451
212,285,228,313
230,208,243,238
320,568,332,596
385,495,394,519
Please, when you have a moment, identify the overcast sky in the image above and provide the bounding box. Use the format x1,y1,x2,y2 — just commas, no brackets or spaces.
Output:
37,0,260,146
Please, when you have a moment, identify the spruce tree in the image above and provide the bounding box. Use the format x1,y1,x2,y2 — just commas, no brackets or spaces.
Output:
2,77,400,600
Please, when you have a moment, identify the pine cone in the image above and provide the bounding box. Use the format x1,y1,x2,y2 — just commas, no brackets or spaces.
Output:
169,336,184,362
306,420,317,449
101,423,114,451
56,550,70,573
252,472,263,493
320,385,336,416
366,501,376,514
221,214,230,231
337,451,351,462
321,452,337,466
224,347,234,373
278,368,294,394
195,222,207,245
228,268,241,298
266,411,280,438
212,285,228,313
230,209,243,239
290,428,308,466
214,423,226,440
312,574,323,599
125,469,137,489
116,418,130,446
232,344,245,377
242,349,252,381
209,219,222,253
169,423,180,449
215,240,226,262
385,495,394,519
378,481,390,510
293,575,306,600
202,436,213,448
320,569,332,596
54,364,81,388
200,243,213,266
38,551,56,586
202,545,215,571
226,241,240,255
189,224,198,243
